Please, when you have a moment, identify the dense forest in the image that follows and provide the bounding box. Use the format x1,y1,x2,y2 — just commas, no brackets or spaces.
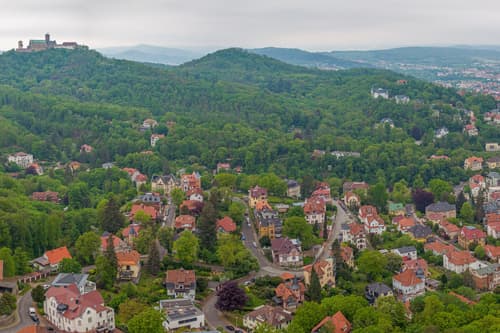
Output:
0,47,499,332
0,48,497,184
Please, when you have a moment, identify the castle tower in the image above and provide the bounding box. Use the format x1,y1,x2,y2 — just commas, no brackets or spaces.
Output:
18,40,23,49
45,33,50,44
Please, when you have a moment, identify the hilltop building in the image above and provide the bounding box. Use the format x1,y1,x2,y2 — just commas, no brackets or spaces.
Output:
16,33,85,52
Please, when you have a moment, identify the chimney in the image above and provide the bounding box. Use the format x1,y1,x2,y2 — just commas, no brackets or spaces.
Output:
0,260,3,281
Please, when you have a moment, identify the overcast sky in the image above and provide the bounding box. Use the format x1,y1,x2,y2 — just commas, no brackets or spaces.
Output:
1,0,499,51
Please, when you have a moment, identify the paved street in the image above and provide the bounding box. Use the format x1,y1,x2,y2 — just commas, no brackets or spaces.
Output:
2,289,35,333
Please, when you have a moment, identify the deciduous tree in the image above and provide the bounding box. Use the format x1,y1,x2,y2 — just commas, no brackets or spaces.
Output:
215,281,248,311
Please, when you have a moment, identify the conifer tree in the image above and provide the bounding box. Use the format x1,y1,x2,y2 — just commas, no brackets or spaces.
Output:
198,201,217,250
309,268,322,303
146,239,161,276
99,196,125,233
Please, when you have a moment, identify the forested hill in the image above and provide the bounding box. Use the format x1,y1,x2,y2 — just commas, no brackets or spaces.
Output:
0,47,496,183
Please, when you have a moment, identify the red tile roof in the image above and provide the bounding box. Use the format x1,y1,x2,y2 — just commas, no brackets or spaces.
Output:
397,217,416,229
175,215,196,230
424,241,454,255
393,269,422,287
101,234,126,251
130,203,158,220
359,205,378,219
122,224,141,238
217,216,237,233
304,198,326,214
45,285,107,320
484,245,500,259
460,226,486,241
349,223,364,236
446,250,476,266
165,268,196,284
116,250,141,266
311,311,351,333
44,246,72,265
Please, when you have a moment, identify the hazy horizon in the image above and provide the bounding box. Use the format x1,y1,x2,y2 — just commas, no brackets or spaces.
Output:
1,0,500,52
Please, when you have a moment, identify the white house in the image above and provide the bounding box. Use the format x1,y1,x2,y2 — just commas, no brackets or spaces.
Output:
159,299,204,331
150,134,165,147
392,269,425,302
44,285,115,333
364,216,386,234
371,87,389,99
164,269,196,300
443,250,486,274
8,152,34,168
392,246,418,261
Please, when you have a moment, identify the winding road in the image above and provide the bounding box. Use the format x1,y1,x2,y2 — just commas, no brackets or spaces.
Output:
2,289,35,333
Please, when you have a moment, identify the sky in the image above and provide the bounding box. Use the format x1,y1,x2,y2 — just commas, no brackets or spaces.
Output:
1,0,499,51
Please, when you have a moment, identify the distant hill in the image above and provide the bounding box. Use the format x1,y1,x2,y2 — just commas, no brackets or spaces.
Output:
329,46,500,66
249,47,366,70
98,44,204,65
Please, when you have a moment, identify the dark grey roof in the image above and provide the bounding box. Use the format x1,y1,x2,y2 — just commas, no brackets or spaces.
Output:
366,282,391,295
408,225,432,238
395,246,417,254
426,201,456,213
52,273,89,288
287,180,299,188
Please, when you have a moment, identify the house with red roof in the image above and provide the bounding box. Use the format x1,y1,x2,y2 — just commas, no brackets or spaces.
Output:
180,200,204,215
33,246,72,272
340,223,367,250
395,217,416,233
486,216,500,239
122,223,141,244
150,133,165,147
80,144,93,153
216,216,237,233
343,191,360,209
100,233,128,252
165,268,196,300
31,191,59,203
130,203,158,221
303,197,326,225
443,250,483,273
311,311,351,333
44,284,115,332
392,269,425,301
273,277,305,310
181,172,201,192
439,220,460,240
458,226,486,249
175,215,196,232
303,258,335,288
469,174,486,198
116,250,141,282
311,182,332,203
216,162,231,173
464,156,484,171
340,246,355,268
424,241,454,256
402,258,429,277
243,305,292,331
484,245,500,262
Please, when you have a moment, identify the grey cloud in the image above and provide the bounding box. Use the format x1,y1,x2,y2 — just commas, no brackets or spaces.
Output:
1,0,499,50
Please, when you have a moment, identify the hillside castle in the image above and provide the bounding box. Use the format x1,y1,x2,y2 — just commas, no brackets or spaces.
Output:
16,33,87,52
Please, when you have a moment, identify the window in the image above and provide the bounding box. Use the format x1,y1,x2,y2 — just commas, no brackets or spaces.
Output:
88,317,92,323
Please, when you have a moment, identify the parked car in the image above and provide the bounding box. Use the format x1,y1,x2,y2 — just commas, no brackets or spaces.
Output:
226,325,235,331
241,233,246,240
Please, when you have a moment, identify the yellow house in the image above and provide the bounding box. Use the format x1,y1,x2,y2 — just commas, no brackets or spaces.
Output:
303,258,335,288
116,250,141,282
249,186,268,209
